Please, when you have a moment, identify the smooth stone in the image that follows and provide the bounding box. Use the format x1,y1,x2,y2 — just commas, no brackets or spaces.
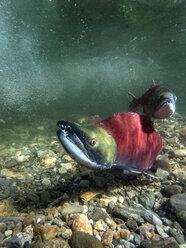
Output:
140,237,179,248
4,230,13,237
94,220,107,231
126,218,138,231
162,184,183,197
120,229,131,240
173,149,186,157
71,214,93,235
35,225,59,241
172,168,186,181
101,229,113,245
180,127,186,136
112,206,144,224
177,211,186,229
169,228,185,244
70,231,103,248
155,154,171,171
133,234,141,245
44,157,57,166
38,238,71,248
143,210,163,226
162,217,173,226
0,222,7,233
138,191,155,209
170,193,186,213
155,225,169,238
61,205,84,216
155,168,170,179
60,227,72,239
139,222,155,239
88,208,109,222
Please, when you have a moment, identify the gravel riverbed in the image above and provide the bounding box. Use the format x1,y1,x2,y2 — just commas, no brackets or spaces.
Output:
0,114,186,248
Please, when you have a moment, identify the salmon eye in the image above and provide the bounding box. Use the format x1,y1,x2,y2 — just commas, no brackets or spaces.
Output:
90,139,96,146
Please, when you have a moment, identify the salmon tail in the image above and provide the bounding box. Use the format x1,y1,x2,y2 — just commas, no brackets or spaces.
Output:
128,92,140,112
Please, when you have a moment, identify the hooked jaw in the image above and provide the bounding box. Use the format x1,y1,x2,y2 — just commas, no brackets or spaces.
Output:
154,97,176,119
57,121,105,170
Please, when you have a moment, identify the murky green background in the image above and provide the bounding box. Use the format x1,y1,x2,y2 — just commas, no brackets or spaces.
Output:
0,0,186,124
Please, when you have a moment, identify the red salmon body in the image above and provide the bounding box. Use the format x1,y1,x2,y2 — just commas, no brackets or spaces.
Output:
97,112,162,172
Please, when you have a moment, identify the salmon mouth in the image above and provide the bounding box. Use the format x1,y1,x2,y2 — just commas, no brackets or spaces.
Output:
159,98,174,108
57,120,104,169
155,97,176,119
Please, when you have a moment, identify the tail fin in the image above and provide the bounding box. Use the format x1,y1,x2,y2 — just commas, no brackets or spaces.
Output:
128,92,140,112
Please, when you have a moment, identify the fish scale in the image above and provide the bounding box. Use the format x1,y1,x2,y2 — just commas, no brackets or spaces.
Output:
97,112,162,171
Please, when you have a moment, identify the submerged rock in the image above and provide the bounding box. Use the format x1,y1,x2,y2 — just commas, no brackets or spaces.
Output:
140,237,179,248
170,193,186,213
170,193,186,228
70,231,103,248
71,214,93,235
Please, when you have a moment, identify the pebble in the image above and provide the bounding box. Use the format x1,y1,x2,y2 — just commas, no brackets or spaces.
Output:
61,205,85,217
172,149,186,158
80,191,103,202
155,168,170,179
179,126,186,136
170,193,186,213
35,225,59,241
94,219,107,231
41,178,51,187
155,154,171,171
143,210,163,226
155,225,169,238
0,222,7,233
70,231,103,248
169,228,185,244
60,227,72,239
140,237,179,248
89,208,109,222
101,229,113,245
120,229,131,240
138,191,155,209
162,184,183,197
177,211,186,229
172,167,186,181
126,218,138,231
4,229,13,237
112,206,145,224
71,214,93,235
3,226,33,248
44,157,57,166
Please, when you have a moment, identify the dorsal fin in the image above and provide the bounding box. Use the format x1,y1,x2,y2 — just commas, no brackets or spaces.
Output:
128,92,141,112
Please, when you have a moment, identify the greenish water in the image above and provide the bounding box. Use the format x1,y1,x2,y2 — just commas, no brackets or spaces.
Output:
0,0,186,123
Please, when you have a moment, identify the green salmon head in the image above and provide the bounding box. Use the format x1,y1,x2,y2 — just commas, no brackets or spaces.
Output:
57,120,117,170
